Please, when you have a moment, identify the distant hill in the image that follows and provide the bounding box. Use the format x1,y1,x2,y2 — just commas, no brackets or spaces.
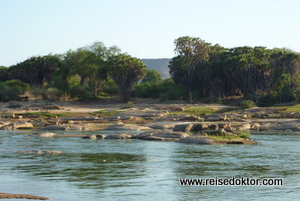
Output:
141,58,171,80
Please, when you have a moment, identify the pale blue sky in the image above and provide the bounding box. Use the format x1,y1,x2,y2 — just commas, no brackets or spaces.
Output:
1,0,300,66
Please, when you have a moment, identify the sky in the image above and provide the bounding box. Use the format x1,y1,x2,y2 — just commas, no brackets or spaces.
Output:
1,0,300,66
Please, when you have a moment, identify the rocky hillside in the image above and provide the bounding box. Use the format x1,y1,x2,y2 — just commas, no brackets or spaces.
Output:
141,58,171,80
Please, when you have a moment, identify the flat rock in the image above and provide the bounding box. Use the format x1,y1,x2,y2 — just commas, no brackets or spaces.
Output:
178,115,202,121
175,137,215,144
104,124,151,131
42,125,71,130
105,133,134,139
61,116,100,121
146,122,175,129
133,131,189,141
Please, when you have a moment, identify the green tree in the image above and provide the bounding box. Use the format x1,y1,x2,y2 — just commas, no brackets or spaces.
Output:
173,36,210,103
141,69,162,83
108,54,146,102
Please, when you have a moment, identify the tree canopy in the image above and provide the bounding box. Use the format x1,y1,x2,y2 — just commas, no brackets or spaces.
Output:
107,54,146,102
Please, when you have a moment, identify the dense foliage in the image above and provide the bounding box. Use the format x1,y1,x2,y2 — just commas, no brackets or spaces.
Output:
1,37,300,105
170,37,300,105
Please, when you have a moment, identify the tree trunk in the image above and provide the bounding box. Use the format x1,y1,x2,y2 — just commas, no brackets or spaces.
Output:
186,74,193,103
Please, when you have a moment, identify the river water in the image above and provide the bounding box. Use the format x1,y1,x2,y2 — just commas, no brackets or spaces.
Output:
0,130,300,201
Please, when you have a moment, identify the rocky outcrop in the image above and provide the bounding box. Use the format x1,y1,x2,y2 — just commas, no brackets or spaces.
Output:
133,131,189,141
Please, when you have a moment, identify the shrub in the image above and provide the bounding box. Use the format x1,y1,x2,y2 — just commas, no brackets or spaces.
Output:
0,82,24,102
31,87,61,100
240,100,256,108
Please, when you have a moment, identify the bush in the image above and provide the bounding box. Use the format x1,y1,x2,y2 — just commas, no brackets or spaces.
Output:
132,78,185,100
240,100,256,109
70,85,95,100
0,82,25,102
31,87,61,100
5,79,30,91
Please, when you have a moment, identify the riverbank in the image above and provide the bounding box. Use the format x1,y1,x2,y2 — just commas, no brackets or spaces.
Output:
1,99,300,145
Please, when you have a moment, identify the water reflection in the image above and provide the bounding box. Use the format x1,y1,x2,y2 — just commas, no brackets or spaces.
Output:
11,152,147,189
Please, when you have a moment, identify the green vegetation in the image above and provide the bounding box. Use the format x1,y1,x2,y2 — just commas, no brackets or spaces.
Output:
273,105,300,113
240,100,256,109
204,131,250,141
0,80,29,102
1,37,300,106
168,106,239,116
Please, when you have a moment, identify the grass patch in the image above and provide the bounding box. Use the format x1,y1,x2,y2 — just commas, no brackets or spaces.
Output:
206,135,242,140
280,105,300,113
91,110,121,117
168,106,240,116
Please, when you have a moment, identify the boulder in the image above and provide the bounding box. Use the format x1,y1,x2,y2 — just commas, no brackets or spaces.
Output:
204,114,227,121
192,123,209,131
10,121,33,129
68,124,84,130
133,131,189,141
95,134,105,139
250,123,260,130
1,114,15,118
175,137,215,144
0,126,15,130
31,132,59,138
178,115,201,121
218,123,231,128
42,125,71,130
0,121,11,126
105,133,134,139
235,123,251,131
208,124,219,130
173,124,194,132
292,112,300,118
282,112,294,118
82,134,105,139
0,121,33,130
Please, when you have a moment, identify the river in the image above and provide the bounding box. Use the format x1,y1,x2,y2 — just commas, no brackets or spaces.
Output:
0,130,299,200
